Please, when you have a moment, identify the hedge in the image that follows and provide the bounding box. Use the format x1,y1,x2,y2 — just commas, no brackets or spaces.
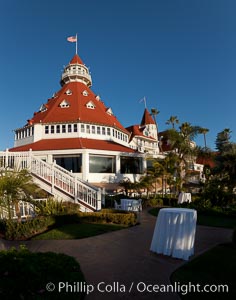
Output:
1,210,137,240
78,211,137,226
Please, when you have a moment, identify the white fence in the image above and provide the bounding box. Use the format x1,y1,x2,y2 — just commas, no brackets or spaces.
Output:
0,200,37,220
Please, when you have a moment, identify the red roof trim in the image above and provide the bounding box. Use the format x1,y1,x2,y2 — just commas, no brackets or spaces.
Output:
10,138,137,153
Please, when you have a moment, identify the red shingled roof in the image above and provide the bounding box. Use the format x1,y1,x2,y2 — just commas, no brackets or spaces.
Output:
27,81,129,134
126,124,156,142
10,138,136,153
196,156,215,168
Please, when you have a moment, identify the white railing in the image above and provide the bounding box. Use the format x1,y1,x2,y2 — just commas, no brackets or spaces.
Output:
61,70,92,82
0,150,102,211
0,200,36,220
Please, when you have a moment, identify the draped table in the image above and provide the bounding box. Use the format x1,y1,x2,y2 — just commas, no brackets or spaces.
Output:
178,192,192,204
120,199,142,211
150,208,197,260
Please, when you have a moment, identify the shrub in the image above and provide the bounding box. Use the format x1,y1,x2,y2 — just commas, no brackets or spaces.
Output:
4,216,55,240
142,197,163,208
79,211,137,226
36,198,80,216
3,209,137,240
0,245,85,299
201,182,234,207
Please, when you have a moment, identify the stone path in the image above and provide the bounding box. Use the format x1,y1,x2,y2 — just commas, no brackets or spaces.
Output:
0,210,233,299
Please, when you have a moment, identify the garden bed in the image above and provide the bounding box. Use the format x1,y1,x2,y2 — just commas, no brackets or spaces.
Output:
0,210,137,240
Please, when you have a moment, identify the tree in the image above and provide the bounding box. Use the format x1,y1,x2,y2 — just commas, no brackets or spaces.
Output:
119,178,133,196
151,108,160,136
214,131,236,194
196,146,215,183
149,152,181,196
198,127,209,149
138,175,156,198
165,123,200,191
201,129,236,206
215,128,232,153
179,122,200,141
0,169,43,222
166,116,179,129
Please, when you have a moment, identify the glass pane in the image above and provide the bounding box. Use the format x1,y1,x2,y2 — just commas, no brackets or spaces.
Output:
54,155,82,172
120,156,143,174
89,155,115,173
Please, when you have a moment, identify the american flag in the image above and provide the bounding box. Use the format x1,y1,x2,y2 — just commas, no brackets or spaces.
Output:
67,36,77,42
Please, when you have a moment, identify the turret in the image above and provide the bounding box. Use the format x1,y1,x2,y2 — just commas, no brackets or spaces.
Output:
60,54,92,87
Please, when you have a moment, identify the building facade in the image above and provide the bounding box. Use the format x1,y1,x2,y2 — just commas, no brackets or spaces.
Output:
10,51,160,191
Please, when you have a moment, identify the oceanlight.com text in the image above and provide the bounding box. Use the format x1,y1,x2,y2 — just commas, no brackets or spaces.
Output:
46,281,229,295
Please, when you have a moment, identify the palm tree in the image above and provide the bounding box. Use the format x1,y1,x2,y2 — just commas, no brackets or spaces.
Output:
166,116,179,129
119,178,133,196
138,175,156,198
198,127,209,148
165,123,199,191
150,152,181,196
0,169,42,222
152,159,166,196
179,122,200,141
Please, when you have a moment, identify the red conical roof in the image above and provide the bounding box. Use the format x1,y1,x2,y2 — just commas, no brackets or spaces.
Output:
70,54,84,65
140,108,155,126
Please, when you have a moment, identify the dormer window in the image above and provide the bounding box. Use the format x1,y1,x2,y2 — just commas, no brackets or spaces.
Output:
39,104,47,112
83,90,89,96
59,99,70,108
65,89,72,95
86,101,95,109
106,107,113,115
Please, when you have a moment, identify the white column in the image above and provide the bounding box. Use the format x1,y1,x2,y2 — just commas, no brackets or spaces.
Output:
5,148,9,168
116,155,120,174
82,151,89,181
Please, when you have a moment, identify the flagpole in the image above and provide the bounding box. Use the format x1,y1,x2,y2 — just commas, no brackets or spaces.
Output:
139,96,147,108
144,96,147,108
76,33,78,55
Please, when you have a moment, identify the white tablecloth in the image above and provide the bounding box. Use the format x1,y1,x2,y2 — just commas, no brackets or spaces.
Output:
150,208,197,260
120,199,142,211
178,192,192,204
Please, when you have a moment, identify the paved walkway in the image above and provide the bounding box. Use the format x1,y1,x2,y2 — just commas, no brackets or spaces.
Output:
0,210,233,300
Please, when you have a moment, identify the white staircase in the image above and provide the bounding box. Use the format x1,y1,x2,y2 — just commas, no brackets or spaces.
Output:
0,150,102,212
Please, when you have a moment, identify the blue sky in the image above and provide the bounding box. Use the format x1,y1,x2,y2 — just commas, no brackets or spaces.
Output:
1,0,236,150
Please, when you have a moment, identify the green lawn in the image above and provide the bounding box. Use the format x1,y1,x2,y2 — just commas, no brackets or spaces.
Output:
32,223,127,240
148,207,236,228
197,214,236,228
171,243,236,299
